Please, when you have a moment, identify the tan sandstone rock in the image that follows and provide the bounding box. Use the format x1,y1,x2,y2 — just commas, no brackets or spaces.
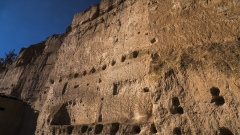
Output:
0,0,239,134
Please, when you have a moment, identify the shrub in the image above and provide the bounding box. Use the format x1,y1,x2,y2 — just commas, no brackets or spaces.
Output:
4,49,17,64
0,49,17,68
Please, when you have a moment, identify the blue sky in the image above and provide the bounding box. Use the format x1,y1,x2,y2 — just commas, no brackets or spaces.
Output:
0,0,100,58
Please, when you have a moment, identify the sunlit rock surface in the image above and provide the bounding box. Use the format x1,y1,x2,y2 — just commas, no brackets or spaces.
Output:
0,0,240,134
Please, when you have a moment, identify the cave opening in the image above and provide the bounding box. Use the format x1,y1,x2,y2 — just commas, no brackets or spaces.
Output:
0,107,5,111
51,103,71,125
94,124,103,134
210,87,220,96
81,125,88,133
132,51,139,58
173,127,181,135
172,97,180,107
150,123,157,133
110,122,120,135
219,127,233,135
0,95,39,135
132,125,141,134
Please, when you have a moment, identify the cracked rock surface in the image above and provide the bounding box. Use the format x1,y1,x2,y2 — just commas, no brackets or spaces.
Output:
0,0,239,134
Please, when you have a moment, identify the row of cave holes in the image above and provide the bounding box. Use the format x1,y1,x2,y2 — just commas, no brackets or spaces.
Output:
81,50,139,76
113,82,150,96
80,123,119,135
63,123,240,135
49,50,140,85
54,125,233,135
79,123,158,134
68,80,149,96
170,87,225,115
61,77,103,95
173,127,233,135
60,80,149,96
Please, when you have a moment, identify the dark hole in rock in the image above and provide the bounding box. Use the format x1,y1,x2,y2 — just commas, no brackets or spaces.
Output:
62,83,68,95
110,122,120,135
176,106,184,114
143,87,149,92
212,96,225,106
0,107,5,111
133,125,141,134
87,83,89,86
172,97,180,107
121,55,126,62
238,37,240,41
113,83,118,95
74,73,79,78
94,124,103,134
73,102,76,106
219,127,233,135
99,78,102,83
210,87,220,96
151,53,159,61
67,126,74,134
51,103,70,125
68,73,73,78
83,70,87,76
47,119,50,123
137,32,140,34
74,85,79,89
107,5,113,12
132,51,139,58
111,60,116,66
90,67,96,73
171,106,184,114
151,123,157,133
50,79,54,84
43,91,47,94
101,98,104,101
173,127,182,135
81,125,88,133
150,38,157,44
98,114,102,122
59,78,62,82
102,64,107,70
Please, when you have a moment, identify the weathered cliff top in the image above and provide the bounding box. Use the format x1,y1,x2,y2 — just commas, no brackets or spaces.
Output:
0,0,239,135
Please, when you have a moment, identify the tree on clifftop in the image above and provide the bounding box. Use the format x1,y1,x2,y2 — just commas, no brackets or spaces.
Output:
4,49,17,63
0,49,17,68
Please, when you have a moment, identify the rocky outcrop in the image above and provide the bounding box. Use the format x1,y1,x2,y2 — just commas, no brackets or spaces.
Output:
0,0,239,134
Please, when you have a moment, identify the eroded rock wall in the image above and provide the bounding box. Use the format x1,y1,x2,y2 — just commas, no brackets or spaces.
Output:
0,0,239,134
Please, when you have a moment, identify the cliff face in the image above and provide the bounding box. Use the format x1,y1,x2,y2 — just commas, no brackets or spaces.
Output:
0,0,240,135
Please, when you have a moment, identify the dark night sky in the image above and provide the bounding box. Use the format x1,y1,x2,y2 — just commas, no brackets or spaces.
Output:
0,0,100,58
